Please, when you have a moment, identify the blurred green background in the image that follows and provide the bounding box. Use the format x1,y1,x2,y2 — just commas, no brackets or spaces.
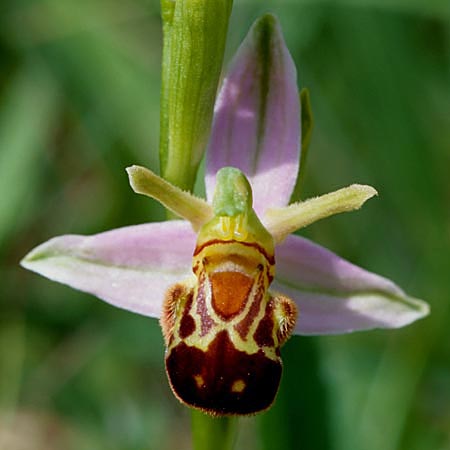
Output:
1,0,449,449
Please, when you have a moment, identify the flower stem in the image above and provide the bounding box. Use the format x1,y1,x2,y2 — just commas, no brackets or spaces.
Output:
159,0,233,192
191,410,237,450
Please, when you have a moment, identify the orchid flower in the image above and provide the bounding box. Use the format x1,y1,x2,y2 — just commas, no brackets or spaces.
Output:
21,15,428,416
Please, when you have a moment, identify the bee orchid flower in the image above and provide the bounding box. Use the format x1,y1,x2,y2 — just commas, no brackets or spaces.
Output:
21,15,428,416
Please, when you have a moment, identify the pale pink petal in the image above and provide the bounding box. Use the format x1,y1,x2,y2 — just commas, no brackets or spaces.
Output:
21,221,196,318
273,235,429,335
205,14,300,216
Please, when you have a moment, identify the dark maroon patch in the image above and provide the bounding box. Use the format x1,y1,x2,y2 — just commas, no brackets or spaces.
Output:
165,330,282,415
179,314,195,339
178,291,195,339
253,300,275,348
192,261,200,275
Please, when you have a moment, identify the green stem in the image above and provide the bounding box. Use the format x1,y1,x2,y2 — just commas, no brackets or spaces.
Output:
159,0,175,183
159,0,233,192
192,410,237,450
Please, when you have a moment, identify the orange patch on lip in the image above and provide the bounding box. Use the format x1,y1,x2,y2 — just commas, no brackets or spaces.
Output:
210,272,253,319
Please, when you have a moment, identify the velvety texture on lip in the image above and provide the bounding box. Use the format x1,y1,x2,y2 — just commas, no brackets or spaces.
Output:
166,330,282,415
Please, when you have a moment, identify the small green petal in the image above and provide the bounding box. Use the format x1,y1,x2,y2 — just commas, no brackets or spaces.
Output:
264,184,378,243
126,165,213,231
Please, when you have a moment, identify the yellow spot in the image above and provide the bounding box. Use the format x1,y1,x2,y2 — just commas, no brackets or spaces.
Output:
231,379,246,393
194,374,205,388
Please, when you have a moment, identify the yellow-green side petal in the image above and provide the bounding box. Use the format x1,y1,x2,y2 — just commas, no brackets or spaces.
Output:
127,165,213,231
264,184,378,243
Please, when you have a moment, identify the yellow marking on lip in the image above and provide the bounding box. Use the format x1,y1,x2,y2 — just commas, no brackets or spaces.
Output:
194,374,205,388
193,240,275,266
231,379,246,393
